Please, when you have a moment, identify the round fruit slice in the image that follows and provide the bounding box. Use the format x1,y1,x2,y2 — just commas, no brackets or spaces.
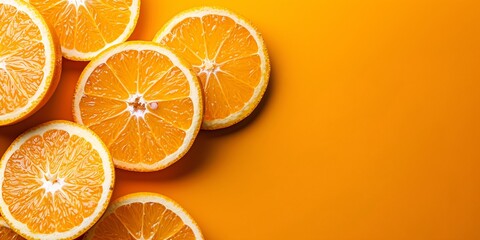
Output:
28,0,140,61
0,216,24,239
84,192,204,240
73,41,203,172
0,120,115,240
153,7,270,130
0,0,62,126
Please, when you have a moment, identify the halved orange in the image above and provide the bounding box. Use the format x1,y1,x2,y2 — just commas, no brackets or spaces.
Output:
84,192,204,240
73,41,203,172
0,216,24,239
28,0,140,61
153,7,270,130
0,0,62,126
0,120,114,239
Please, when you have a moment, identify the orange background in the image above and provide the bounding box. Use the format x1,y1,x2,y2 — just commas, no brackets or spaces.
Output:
2,0,480,239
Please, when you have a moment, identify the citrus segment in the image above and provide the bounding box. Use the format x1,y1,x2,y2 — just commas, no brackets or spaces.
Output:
0,0,61,126
73,41,203,172
28,0,140,60
0,120,114,239
153,7,270,129
84,192,203,240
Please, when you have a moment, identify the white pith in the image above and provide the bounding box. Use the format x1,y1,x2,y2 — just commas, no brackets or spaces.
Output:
126,93,148,118
67,0,85,8
40,171,65,194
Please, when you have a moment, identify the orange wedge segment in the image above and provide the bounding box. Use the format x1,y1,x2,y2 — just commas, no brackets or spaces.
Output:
28,0,140,60
0,120,114,239
73,41,203,172
84,192,204,240
0,216,24,240
153,7,270,130
0,0,62,126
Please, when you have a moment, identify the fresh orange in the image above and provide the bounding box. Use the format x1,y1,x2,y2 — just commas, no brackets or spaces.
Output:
0,120,114,239
0,0,62,126
27,0,140,61
153,7,270,130
73,41,203,172
84,192,204,240
0,216,24,240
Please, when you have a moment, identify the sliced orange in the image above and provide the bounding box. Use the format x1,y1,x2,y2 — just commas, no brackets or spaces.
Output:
0,216,24,239
0,0,62,126
0,120,114,239
153,7,270,130
28,0,140,61
73,41,203,172
84,192,204,240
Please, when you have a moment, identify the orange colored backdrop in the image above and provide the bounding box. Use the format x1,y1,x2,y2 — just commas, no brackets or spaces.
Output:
2,0,480,239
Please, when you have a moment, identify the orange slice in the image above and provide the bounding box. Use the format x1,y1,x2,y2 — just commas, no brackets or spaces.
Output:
0,0,62,126
0,120,114,239
84,192,204,240
28,0,140,61
153,7,270,130
73,41,203,172
0,216,24,239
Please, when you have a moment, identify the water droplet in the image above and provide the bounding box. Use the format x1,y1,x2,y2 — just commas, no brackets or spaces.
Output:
149,102,158,110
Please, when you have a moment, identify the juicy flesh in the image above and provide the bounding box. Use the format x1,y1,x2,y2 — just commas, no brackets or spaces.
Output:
0,3,46,115
79,50,193,166
2,130,105,234
29,0,133,53
91,202,195,240
159,14,262,121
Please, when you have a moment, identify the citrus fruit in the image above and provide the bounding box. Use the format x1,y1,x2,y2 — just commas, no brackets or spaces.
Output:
0,216,24,239
73,41,203,172
0,0,62,126
27,0,140,61
84,192,204,240
0,120,115,239
153,7,270,130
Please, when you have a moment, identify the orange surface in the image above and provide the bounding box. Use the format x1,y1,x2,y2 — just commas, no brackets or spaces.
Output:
1,0,480,239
